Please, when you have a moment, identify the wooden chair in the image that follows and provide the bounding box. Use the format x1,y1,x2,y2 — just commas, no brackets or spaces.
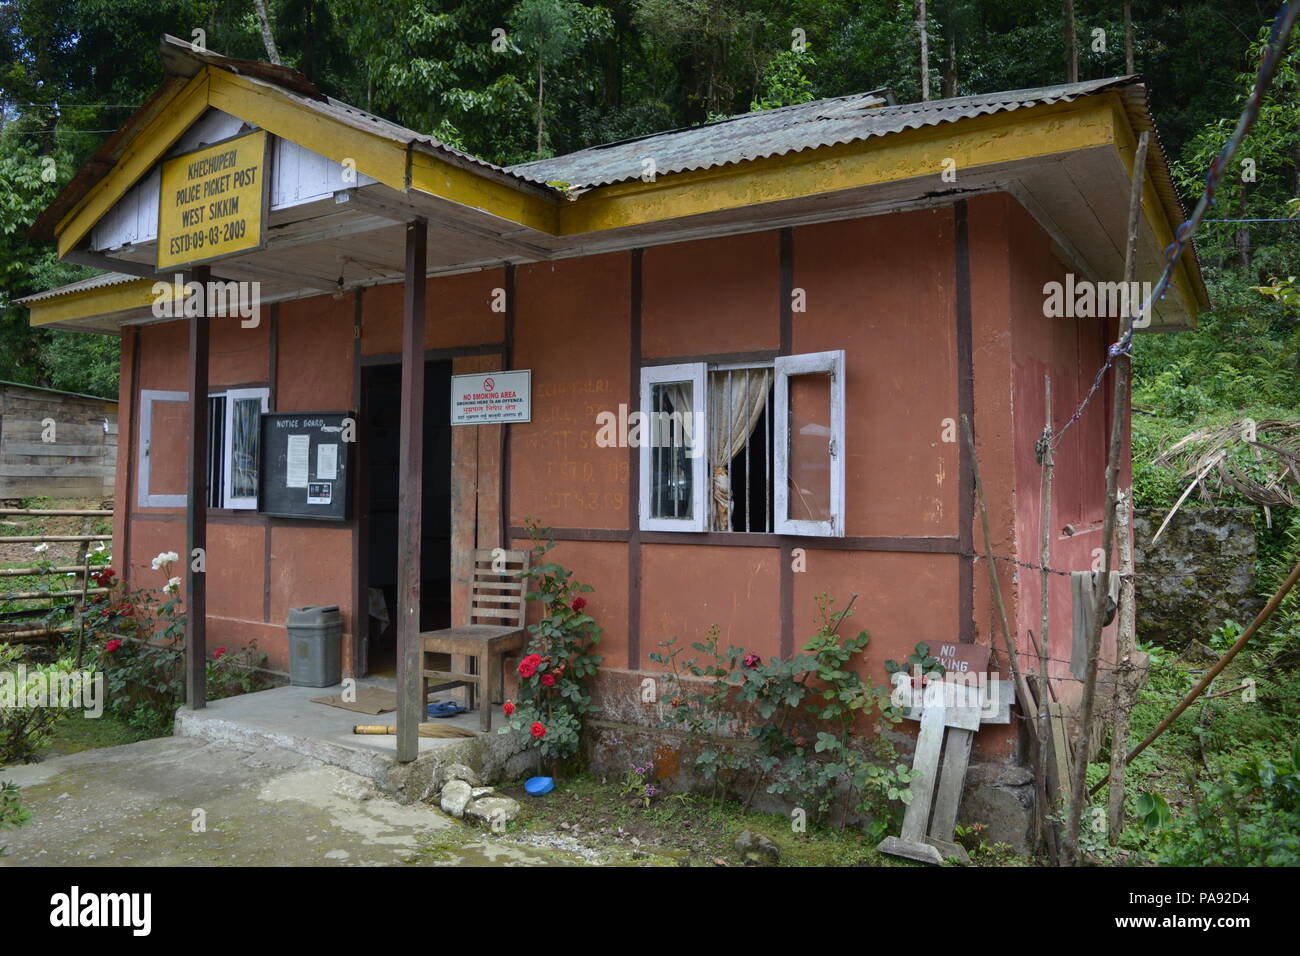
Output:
421,548,530,732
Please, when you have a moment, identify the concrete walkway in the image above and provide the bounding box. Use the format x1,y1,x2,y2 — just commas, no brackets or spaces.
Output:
0,737,576,866
173,680,533,802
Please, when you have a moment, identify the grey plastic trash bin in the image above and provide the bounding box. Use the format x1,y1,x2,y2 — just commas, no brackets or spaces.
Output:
286,605,342,687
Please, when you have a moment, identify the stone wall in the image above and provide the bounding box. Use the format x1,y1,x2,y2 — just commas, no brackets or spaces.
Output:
1133,507,1262,645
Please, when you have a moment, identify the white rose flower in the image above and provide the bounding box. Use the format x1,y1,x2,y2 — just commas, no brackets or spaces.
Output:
33,542,49,553
165,576,182,594
151,550,180,570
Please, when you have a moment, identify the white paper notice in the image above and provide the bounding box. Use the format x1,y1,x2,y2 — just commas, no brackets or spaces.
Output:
286,434,310,488
317,443,338,481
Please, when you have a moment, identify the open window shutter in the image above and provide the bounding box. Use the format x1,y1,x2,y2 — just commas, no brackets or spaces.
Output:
639,362,708,532
222,388,269,509
774,350,845,537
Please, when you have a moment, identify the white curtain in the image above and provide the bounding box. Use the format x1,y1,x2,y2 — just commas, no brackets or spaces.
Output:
708,369,772,530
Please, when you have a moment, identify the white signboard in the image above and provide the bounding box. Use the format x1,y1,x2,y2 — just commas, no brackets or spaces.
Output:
450,369,531,425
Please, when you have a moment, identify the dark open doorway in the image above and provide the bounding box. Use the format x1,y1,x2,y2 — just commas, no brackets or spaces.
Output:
361,360,452,678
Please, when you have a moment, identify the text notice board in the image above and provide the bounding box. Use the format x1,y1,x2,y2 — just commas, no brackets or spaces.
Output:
157,129,269,271
258,412,353,520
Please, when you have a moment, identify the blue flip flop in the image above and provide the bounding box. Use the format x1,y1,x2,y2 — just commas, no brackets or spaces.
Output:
427,701,467,718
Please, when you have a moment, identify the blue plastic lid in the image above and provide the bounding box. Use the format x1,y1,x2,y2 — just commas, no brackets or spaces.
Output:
525,776,554,796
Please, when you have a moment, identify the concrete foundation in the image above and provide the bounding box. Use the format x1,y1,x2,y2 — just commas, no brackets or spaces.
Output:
174,679,536,803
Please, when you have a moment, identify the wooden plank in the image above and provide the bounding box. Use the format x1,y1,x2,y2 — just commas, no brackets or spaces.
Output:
450,353,502,625
0,463,111,477
1048,702,1073,813
396,218,428,763
877,698,949,865
929,726,975,843
900,704,945,842
476,419,503,549
1,422,113,443
1,443,108,458
185,266,210,712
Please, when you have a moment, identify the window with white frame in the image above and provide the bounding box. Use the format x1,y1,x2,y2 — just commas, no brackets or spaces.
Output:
639,350,844,536
138,387,268,510
210,387,269,509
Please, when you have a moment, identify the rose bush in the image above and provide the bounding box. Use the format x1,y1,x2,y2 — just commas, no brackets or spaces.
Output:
498,521,603,765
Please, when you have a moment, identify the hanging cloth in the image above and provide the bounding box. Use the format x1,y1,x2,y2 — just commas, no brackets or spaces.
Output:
708,368,772,530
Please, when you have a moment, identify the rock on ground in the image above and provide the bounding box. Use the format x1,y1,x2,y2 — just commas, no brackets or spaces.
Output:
734,828,781,865
440,780,474,818
463,795,520,829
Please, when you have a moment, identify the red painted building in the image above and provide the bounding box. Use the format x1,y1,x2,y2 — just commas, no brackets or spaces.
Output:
25,39,1206,839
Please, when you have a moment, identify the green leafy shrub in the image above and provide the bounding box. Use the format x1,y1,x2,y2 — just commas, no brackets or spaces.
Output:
1152,743,1300,866
0,644,94,764
0,780,27,856
651,594,913,837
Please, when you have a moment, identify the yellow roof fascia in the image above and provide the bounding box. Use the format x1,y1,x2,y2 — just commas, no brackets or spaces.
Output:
554,97,1120,235
206,68,409,191
27,277,184,328
55,71,211,259
1104,93,1203,324
409,149,558,234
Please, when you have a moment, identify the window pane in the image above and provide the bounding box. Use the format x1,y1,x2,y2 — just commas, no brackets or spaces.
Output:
786,372,832,523
649,381,694,520
208,396,226,508
230,397,262,499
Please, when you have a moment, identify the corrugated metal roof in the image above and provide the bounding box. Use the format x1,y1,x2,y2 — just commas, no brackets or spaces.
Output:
17,271,142,304
508,76,1141,190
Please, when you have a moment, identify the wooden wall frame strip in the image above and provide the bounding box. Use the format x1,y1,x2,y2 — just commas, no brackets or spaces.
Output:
263,303,278,625
360,343,507,366
351,289,368,678
506,526,962,553
642,349,780,368
954,201,976,645
121,327,140,592
627,249,643,670
778,226,794,658
501,264,515,549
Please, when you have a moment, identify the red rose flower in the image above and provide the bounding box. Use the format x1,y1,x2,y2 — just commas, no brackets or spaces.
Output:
104,638,123,653
530,722,546,739
503,701,515,716
742,653,762,669
214,647,226,660
541,673,556,687
517,653,542,679
571,596,587,612
116,602,135,617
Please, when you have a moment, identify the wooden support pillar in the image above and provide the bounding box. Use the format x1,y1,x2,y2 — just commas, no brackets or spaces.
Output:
185,265,210,710
396,219,427,762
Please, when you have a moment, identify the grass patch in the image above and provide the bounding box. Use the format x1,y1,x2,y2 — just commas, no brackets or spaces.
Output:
42,709,161,756
499,771,1025,867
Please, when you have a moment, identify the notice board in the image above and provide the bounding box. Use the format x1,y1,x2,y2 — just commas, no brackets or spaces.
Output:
156,129,269,271
258,412,353,520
